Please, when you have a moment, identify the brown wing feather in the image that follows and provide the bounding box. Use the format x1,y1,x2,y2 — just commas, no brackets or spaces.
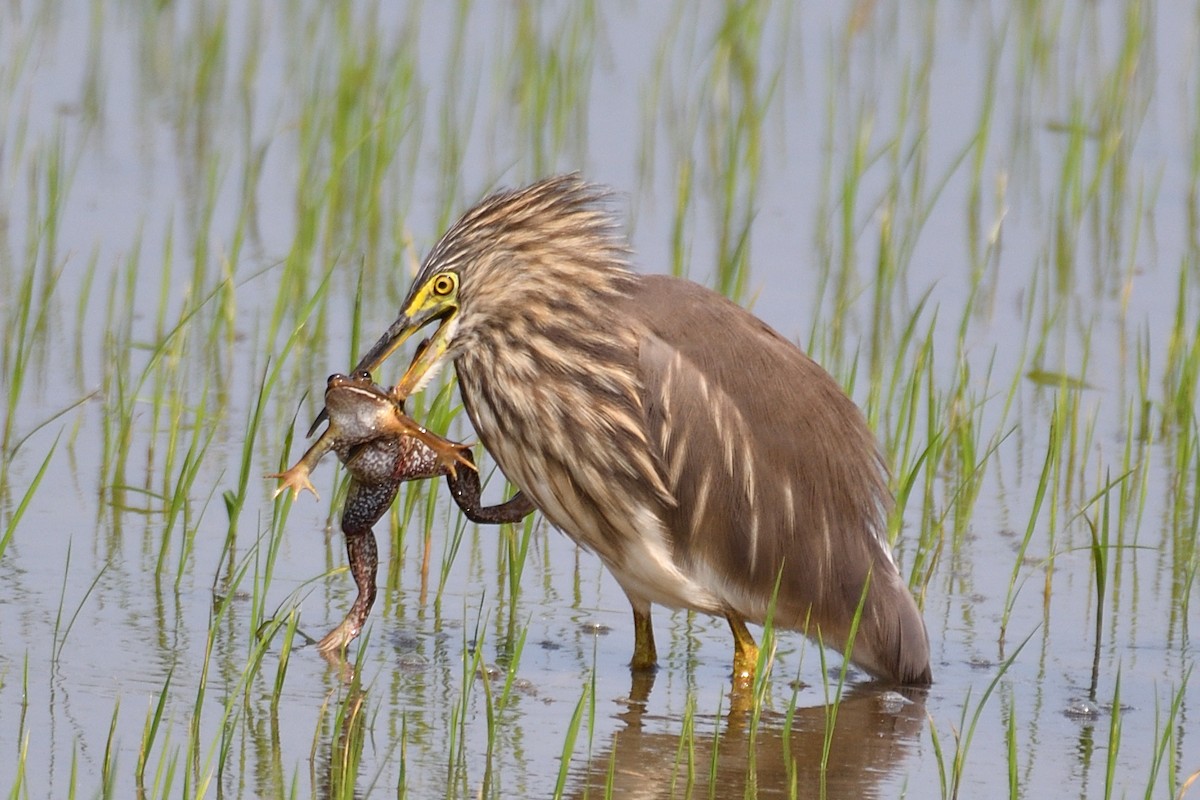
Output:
629,274,931,684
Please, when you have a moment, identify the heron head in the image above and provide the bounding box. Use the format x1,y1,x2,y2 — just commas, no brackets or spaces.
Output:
353,174,632,399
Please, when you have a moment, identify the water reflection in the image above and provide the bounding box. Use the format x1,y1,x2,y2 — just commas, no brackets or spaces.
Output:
311,678,370,800
571,681,926,798
3,1,1196,796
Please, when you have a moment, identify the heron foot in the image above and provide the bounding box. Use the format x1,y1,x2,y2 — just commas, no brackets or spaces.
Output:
728,614,760,682
630,607,658,670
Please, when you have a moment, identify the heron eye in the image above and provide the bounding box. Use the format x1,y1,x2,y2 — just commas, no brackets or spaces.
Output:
431,273,457,296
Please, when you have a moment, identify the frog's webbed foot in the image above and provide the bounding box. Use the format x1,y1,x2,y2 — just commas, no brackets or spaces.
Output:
267,463,320,502
269,429,336,502
317,617,361,654
437,441,477,479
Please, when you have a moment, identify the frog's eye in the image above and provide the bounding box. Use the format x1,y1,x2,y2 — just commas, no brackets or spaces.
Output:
352,369,373,382
430,272,457,297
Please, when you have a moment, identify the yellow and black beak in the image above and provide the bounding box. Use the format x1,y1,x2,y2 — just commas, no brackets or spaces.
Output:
354,305,457,398
306,274,460,437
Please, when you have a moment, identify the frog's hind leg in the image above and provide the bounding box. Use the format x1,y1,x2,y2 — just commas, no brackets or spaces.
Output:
447,462,536,524
317,480,398,654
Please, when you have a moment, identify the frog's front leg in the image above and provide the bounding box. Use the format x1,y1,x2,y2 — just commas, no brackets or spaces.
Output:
268,428,337,501
381,414,476,479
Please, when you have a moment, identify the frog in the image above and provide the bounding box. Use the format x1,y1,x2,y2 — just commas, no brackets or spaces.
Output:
269,370,534,653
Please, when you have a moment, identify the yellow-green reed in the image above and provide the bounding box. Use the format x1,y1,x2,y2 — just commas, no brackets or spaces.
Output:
324,641,370,800
0,433,58,563
551,669,593,800
1005,694,1019,797
636,0,783,301
51,538,109,665
1,130,72,471
2,1,1198,797
101,698,120,799
1144,668,1193,798
509,1,597,177
1105,672,1123,800
136,669,173,790
928,630,1035,800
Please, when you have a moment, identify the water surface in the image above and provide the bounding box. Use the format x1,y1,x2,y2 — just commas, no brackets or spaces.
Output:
0,2,1196,797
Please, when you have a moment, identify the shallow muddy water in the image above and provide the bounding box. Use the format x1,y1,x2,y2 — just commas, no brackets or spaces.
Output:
1,2,1197,797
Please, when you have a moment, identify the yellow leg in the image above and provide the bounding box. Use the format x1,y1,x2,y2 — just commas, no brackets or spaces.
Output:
630,606,658,671
728,614,759,681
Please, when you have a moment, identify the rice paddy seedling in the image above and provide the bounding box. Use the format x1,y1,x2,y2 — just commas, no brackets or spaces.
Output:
1006,696,1019,798
494,618,529,715
51,541,109,664
1142,668,1194,800
508,1,597,177
271,608,301,714
552,674,593,800
136,670,173,789
928,629,1035,800
669,693,699,796
1105,672,1122,800
101,700,120,799
999,405,1060,647
0,431,57,561
325,644,370,800
7,658,30,798
1,2,1197,797
2,162,70,468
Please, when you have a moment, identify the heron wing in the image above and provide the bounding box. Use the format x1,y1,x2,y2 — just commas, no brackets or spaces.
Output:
627,275,930,680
